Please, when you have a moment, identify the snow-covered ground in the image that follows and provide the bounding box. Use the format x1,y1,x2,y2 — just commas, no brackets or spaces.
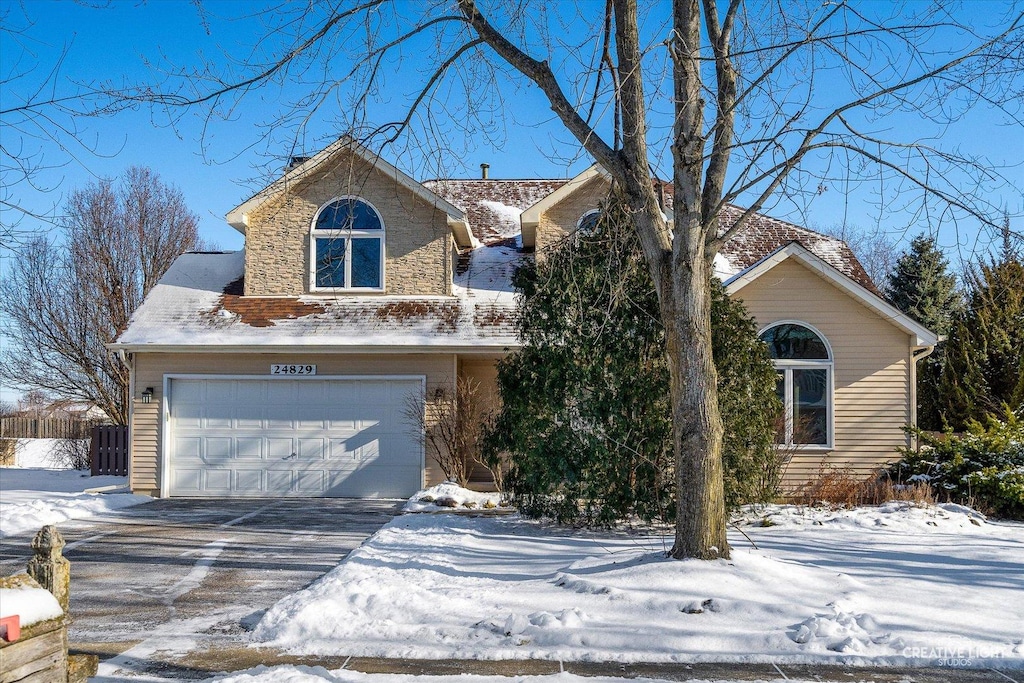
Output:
254,500,1024,668
206,669,799,683
8,437,85,468
0,464,150,538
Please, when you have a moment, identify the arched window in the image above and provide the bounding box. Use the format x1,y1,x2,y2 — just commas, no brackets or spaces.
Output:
576,209,601,236
760,322,833,447
310,197,384,291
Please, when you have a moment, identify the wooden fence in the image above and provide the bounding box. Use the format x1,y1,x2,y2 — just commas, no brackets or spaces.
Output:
0,417,96,439
90,425,129,477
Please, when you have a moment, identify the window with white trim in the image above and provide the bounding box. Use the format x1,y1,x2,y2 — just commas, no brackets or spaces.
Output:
760,322,833,447
576,209,601,236
311,197,384,291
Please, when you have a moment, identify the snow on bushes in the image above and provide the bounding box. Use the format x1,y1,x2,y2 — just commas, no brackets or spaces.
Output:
890,409,1024,518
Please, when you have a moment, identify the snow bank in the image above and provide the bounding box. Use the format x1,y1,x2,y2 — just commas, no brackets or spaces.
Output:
733,501,989,532
403,482,506,513
254,505,1024,667
207,669,802,683
0,468,149,538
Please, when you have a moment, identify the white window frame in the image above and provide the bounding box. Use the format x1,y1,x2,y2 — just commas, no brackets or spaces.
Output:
575,209,601,236
309,196,386,293
760,320,834,450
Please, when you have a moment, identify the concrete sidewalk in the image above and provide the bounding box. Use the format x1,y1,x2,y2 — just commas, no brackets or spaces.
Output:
70,643,1021,682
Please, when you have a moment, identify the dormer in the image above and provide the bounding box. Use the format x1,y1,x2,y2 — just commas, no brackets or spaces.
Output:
520,164,612,251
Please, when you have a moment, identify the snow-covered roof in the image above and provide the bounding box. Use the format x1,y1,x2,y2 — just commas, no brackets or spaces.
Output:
424,178,567,244
112,251,517,351
716,205,879,295
115,173,896,351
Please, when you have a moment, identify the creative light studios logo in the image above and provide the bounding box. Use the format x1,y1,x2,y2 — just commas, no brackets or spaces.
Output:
903,635,1009,667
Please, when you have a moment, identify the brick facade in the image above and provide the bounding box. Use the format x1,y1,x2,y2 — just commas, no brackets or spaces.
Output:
244,152,451,297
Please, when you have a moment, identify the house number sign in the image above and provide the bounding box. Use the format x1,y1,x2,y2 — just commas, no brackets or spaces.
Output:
270,364,317,375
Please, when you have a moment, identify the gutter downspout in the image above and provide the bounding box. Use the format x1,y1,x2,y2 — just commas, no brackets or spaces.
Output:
910,344,937,451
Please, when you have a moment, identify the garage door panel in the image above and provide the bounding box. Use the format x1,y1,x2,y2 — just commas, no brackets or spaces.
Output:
174,403,203,429
296,470,325,493
204,469,232,491
236,437,263,459
266,438,294,460
266,382,294,404
168,378,423,497
297,438,325,460
266,469,293,493
297,408,327,429
203,437,233,461
173,469,202,492
236,469,263,493
173,436,202,459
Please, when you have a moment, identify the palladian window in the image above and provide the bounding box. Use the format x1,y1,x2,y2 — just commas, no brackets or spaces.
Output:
310,197,384,291
760,322,833,447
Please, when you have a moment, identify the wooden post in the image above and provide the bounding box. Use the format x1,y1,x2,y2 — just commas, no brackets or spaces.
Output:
26,525,70,612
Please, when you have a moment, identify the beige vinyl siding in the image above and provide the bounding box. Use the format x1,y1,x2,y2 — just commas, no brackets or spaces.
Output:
129,352,457,495
245,150,452,297
458,356,502,490
735,258,912,487
535,176,611,254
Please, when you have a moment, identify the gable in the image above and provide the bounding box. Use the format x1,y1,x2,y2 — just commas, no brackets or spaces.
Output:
726,243,937,346
241,148,454,297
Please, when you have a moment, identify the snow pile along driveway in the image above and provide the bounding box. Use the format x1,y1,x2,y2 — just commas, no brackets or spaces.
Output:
253,503,1023,667
0,467,149,538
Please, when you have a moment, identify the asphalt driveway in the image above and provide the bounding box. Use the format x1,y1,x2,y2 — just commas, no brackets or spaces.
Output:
0,497,400,680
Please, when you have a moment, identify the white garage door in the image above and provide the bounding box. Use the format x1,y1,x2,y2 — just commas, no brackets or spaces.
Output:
167,377,423,497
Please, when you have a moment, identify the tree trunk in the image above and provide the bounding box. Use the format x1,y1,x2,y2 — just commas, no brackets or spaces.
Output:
662,250,730,560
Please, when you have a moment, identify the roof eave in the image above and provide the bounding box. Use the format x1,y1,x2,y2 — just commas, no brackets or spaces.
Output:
108,342,519,354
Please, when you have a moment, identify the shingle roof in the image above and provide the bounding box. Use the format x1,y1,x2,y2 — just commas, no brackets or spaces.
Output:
716,205,879,295
425,179,567,244
114,177,879,349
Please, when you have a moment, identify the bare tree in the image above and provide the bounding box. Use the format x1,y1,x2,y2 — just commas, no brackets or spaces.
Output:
404,377,497,489
0,3,127,249
818,224,900,290
0,167,201,424
118,1,1024,558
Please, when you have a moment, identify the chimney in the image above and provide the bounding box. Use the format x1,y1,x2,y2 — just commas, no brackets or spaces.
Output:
480,163,490,180
287,156,311,171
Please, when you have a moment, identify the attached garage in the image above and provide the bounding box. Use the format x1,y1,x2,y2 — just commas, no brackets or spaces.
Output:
163,376,425,498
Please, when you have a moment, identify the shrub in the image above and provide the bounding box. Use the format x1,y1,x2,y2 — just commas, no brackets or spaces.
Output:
888,408,1024,518
51,438,91,470
795,466,934,507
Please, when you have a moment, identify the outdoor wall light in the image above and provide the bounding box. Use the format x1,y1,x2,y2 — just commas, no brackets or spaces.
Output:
141,387,154,404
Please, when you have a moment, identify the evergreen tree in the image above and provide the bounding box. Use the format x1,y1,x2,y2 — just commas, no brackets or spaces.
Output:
886,234,962,429
485,195,781,525
939,237,1024,428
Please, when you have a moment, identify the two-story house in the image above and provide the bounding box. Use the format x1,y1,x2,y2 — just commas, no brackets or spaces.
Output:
111,138,937,498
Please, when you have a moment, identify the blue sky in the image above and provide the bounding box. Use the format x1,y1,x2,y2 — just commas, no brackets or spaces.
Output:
1,0,1022,404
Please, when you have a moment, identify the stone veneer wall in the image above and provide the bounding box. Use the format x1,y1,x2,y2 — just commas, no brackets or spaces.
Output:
534,176,611,254
244,152,452,297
